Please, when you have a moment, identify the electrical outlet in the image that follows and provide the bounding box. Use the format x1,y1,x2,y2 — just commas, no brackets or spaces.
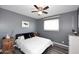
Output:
62,41,64,43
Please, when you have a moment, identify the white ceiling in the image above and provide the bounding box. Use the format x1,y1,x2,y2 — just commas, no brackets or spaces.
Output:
0,5,79,19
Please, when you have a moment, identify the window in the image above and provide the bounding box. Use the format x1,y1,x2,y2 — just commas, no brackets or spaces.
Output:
44,19,59,31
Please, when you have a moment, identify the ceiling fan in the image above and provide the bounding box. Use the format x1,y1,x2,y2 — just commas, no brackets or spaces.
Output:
32,5,49,15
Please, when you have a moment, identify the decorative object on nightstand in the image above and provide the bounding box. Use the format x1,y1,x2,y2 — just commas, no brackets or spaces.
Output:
72,29,78,35
2,35,15,54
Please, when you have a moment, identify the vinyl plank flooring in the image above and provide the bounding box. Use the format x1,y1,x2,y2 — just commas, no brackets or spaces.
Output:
43,45,68,54
14,45,68,54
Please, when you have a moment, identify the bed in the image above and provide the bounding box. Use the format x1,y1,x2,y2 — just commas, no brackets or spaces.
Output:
15,32,53,54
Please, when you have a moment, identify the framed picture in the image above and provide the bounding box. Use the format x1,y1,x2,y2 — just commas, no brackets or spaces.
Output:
22,21,29,28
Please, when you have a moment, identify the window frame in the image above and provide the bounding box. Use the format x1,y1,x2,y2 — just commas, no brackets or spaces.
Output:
44,18,59,31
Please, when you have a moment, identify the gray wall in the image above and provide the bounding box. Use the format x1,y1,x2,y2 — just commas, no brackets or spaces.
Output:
0,8,37,47
36,11,77,46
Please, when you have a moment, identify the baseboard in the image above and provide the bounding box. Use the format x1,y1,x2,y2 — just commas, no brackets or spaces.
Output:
53,41,69,50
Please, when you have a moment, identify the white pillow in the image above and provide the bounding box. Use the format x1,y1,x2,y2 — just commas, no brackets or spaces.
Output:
16,36,25,44
18,36,25,39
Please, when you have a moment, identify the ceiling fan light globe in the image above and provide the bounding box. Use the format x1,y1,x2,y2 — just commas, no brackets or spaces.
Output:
38,11,42,15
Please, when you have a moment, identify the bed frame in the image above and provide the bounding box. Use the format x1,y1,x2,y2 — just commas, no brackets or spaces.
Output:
15,32,35,39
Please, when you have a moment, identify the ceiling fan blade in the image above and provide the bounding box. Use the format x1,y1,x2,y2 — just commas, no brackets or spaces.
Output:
32,11,38,13
34,5,39,9
43,11,48,14
43,6,49,10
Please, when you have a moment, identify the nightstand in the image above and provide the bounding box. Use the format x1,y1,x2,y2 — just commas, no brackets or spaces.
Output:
2,37,15,54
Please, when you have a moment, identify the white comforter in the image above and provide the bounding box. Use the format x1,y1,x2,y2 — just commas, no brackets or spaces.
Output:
15,36,53,54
